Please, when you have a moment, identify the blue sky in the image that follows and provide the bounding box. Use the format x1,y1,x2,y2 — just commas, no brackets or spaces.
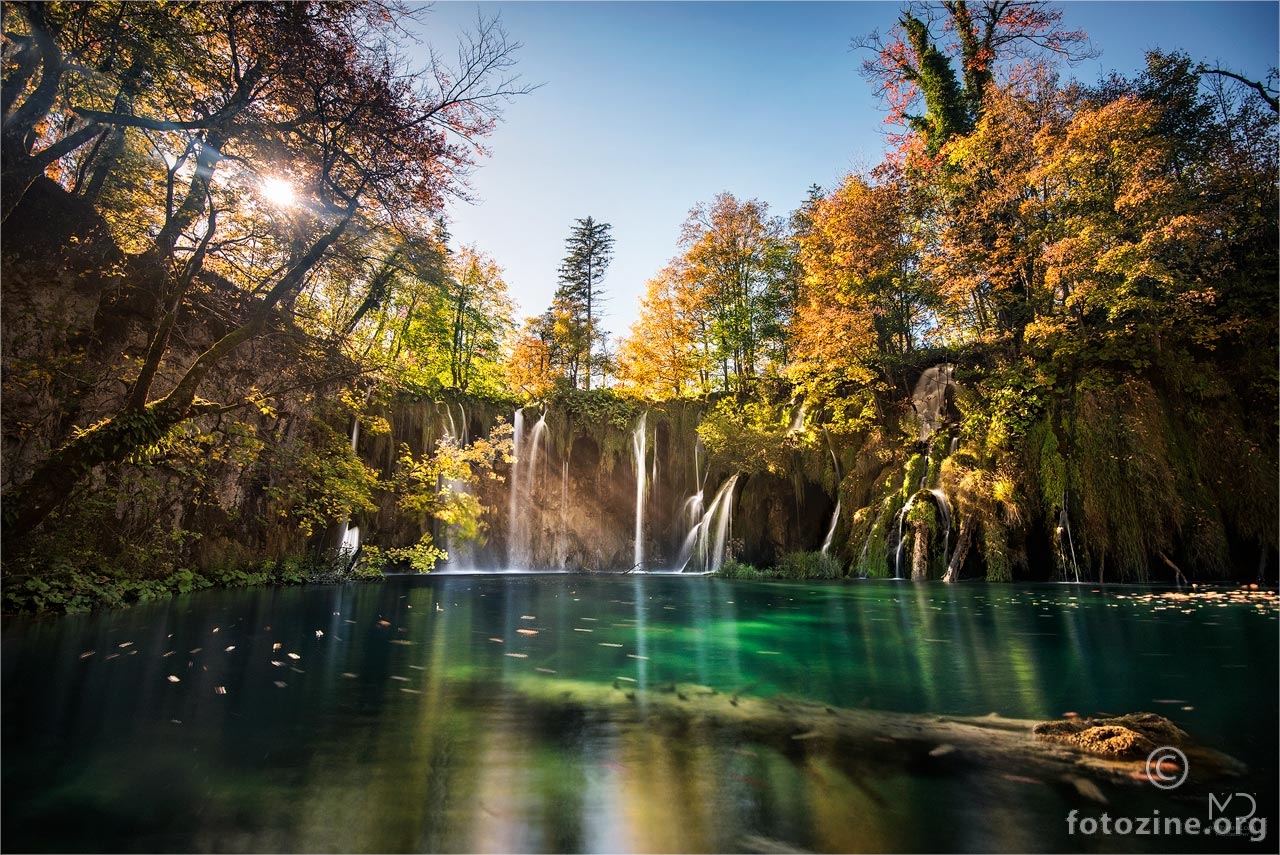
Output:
415,2,1279,338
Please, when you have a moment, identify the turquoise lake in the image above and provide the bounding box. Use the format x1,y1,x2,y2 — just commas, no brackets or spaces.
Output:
3,576,1276,853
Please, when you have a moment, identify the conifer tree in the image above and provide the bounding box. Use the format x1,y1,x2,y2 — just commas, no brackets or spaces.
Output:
553,216,614,389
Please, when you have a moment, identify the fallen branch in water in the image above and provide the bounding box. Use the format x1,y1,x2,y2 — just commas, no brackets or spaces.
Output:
492,673,1245,801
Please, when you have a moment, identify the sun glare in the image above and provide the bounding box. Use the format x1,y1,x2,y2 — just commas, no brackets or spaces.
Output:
260,176,296,207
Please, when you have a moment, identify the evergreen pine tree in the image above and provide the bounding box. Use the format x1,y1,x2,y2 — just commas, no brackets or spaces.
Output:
553,216,614,389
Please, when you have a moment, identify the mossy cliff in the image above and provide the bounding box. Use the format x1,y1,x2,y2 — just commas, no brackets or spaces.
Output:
3,180,1275,609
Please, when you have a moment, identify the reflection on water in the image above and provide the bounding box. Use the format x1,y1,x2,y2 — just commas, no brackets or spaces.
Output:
3,577,1276,853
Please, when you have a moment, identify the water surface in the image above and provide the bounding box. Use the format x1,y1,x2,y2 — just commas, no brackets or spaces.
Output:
3,577,1276,852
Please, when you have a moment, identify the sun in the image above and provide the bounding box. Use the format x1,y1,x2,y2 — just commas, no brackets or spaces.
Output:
260,176,296,207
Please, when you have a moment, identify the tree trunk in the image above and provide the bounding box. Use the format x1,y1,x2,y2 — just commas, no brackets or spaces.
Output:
910,519,929,580
943,515,974,582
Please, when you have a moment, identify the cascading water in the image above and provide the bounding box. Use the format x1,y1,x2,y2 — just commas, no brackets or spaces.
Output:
1058,495,1081,583
787,400,807,435
893,488,954,579
506,410,525,567
821,435,842,555
893,502,908,580
528,414,547,486
441,403,476,570
335,415,362,557
931,488,952,569
631,412,648,570
912,363,954,442
679,474,739,573
506,410,547,569
820,498,842,554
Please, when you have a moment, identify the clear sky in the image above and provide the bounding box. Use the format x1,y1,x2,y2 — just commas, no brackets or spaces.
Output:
413,1,1279,339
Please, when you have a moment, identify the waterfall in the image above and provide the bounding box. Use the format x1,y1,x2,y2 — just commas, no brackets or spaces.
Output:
335,415,362,559
679,474,739,573
443,405,457,445
912,363,955,442
631,412,648,570
506,410,525,567
506,409,548,569
893,501,908,579
528,414,547,488
820,498,842,554
893,488,953,579
441,403,476,570
704,475,738,572
821,430,843,556
694,437,703,488
1058,496,1081,583
930,487,952,569
558,459,570,564
787,400,806,435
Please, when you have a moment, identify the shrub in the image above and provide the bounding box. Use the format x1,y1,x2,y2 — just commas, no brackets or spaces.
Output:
775,550,843,579
716,560,763,580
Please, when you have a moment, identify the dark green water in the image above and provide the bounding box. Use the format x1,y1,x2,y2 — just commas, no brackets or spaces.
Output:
3,576,1276,853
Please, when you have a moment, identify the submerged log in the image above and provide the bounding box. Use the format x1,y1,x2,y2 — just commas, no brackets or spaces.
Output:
497,674,1246,792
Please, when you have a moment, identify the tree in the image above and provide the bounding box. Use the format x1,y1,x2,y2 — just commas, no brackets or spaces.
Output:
926,66,1064,344
678,193,792,393
443,246,514,394
2,2,529,537
796,172,931,362
553,216,614,390
856,1,1093,155
615,264,707,400
505,316,560,399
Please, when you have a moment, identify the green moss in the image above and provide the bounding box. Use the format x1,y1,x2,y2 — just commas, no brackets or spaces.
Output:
982,522,1012,582
858,501,893,579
